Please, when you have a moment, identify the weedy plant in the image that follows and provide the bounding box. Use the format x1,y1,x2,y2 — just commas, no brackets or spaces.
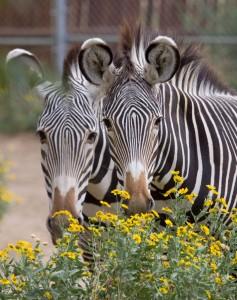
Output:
0,172,237,299
0,156,16,219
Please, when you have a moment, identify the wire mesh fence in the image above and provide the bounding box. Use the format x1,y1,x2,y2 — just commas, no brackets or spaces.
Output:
0,0,236,78
0,0,237,131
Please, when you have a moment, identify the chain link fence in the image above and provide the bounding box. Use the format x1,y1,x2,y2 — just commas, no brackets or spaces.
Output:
0,0,237,131
0,0,236,80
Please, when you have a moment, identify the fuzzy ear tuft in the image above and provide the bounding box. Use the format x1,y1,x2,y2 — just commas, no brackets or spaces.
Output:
79,38,113,85
144,36,180,85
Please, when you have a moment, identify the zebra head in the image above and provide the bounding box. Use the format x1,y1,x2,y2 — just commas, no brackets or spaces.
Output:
79,27,180,214
6,48,99,241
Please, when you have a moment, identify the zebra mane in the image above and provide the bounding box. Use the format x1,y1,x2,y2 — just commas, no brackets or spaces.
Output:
63,46,84,90
116,23,235,95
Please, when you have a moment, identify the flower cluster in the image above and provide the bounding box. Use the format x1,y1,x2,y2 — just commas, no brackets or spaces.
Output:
0,178,237,299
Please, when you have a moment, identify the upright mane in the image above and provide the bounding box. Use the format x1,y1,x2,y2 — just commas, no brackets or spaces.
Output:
116,23,235,96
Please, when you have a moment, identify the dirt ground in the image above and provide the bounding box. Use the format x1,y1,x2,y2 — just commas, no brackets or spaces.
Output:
0,133,54,259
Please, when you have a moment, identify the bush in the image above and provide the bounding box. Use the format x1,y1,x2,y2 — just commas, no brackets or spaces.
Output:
0,57,43,133
0,175,237,299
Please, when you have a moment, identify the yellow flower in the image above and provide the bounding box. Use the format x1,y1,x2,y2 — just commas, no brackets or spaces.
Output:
231,251,237,265
206,184,216,191
205,290,212,299
149,232,160,243
88,226,102,236
165,219,173,227
111,189,131,200
0,278,10,285
0,249,9,261
82,271,92,277
204,199,213,207
159,286,169,294
121,203,128,210
178,259,192,268
52,210,72,218
100,200,111,208
173,175,184,184
220,208,229,215
159,277,170,294
132,234,142,244
210,262,217,272
178,187,188,195
215,276,222,285
0,188,15,203
162,261,170,268
231,213,237,224
151,210,159,218
160,277,169,285
95,211,118,223
200,224,210,236
185,193,197,204
185,245,195,257
68,223,85,233
209,207,218,214
108,251,117,258
60,251,77,260
163,188,177,197
43,291,53,300
209,242,222,257
177,226,187,237
170,170,180,175
162,207,173,214
217,197,227,207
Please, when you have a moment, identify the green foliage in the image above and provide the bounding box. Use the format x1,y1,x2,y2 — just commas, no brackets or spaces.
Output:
0,56,43,133
0,157,12,219
1,177,237,299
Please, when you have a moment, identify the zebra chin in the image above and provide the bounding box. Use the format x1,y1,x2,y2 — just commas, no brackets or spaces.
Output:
126,194,154,215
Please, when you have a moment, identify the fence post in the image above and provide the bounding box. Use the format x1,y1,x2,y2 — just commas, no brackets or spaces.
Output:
54,0,67,74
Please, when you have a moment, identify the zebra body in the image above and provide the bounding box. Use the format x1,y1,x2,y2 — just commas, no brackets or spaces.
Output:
6,47,118,244
79,25,237,221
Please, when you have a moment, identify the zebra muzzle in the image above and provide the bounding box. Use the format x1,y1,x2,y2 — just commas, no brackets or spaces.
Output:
126,193,154,215
125,168,154,214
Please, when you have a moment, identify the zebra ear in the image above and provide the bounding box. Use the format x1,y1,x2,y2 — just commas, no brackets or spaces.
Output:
6,48,44,89
79,38,113,85
144,36,180,85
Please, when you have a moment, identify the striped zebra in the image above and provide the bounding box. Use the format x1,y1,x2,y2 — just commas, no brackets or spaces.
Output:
78,25,237,223
6,47,118,244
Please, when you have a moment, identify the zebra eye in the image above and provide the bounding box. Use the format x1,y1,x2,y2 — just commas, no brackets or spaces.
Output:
87,132,97,144
154,117,162,127
37,130,47,144
103,118,112,130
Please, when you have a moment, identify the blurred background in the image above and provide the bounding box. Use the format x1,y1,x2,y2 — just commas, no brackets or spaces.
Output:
0,0,237,132
0,0,237,257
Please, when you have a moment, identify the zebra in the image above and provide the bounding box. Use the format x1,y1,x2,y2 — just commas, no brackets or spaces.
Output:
78,25,237,223
6,46,119,245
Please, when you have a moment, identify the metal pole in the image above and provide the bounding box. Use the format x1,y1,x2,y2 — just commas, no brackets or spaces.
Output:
54,0,67,74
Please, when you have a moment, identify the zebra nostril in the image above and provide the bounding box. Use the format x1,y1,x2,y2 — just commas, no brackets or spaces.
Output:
148,198,154,210
47,217,53,231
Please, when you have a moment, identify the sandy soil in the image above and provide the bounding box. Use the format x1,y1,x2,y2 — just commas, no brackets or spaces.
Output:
0,133,54,259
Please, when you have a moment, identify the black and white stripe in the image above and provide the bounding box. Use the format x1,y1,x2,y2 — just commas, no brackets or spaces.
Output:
79,25,237,223
6,48,119,253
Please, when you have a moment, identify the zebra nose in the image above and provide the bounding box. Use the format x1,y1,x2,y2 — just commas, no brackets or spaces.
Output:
127,193,154,215
46,216,53,232
148,197,155,210
46,214,70,245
